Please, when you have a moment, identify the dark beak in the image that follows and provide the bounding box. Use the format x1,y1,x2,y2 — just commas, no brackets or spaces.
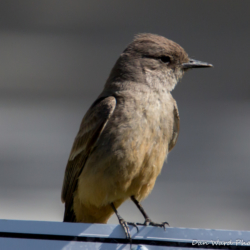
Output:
182,59,213,69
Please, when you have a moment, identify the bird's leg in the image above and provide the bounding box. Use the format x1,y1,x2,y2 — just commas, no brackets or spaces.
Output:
111,203,138,240
131,195,169,230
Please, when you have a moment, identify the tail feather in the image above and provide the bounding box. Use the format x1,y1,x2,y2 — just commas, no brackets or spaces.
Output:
63,201,76,222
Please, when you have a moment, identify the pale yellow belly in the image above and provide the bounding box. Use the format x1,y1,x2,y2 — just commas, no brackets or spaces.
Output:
76,126,168,209
76,90,173,219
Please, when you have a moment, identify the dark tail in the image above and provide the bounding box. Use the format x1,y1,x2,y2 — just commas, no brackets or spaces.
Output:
63,201,76,222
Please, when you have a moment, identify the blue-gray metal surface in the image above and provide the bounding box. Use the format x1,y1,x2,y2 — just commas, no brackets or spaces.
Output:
0,219,250,249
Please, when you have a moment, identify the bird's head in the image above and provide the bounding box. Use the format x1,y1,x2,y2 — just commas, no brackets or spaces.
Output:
107,33,212,91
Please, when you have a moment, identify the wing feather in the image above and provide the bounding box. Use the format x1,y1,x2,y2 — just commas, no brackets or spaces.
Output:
168,100,180,152
61,96,116,221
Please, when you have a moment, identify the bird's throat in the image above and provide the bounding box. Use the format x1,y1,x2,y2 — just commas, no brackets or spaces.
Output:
145,68,183,92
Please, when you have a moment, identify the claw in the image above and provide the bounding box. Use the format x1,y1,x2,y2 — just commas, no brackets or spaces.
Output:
118,217,131,239
127,222,139,233
136,218,170,230
118,219,140,239
130,196,169,233
111,202,139,242
149,221,169,230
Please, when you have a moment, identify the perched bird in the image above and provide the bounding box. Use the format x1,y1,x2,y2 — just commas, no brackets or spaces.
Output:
61,33,212,238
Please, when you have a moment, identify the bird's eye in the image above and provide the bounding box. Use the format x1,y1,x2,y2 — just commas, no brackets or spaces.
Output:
160,56,171,64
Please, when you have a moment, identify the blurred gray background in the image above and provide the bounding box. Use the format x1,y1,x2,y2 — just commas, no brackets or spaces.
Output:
1,0,250,231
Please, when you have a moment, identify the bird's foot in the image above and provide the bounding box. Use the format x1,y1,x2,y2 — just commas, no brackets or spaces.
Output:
136,218,169,230
111,202,138,241
117,216,131,239
117,216,139,240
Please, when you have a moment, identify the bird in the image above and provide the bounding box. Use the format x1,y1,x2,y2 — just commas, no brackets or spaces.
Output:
61,33,212,239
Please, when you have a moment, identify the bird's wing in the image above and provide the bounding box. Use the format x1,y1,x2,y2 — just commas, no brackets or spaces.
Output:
168,100,180,152
61,96,116,221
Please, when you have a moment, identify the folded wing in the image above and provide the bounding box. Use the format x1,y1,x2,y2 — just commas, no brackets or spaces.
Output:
61,96,116,221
